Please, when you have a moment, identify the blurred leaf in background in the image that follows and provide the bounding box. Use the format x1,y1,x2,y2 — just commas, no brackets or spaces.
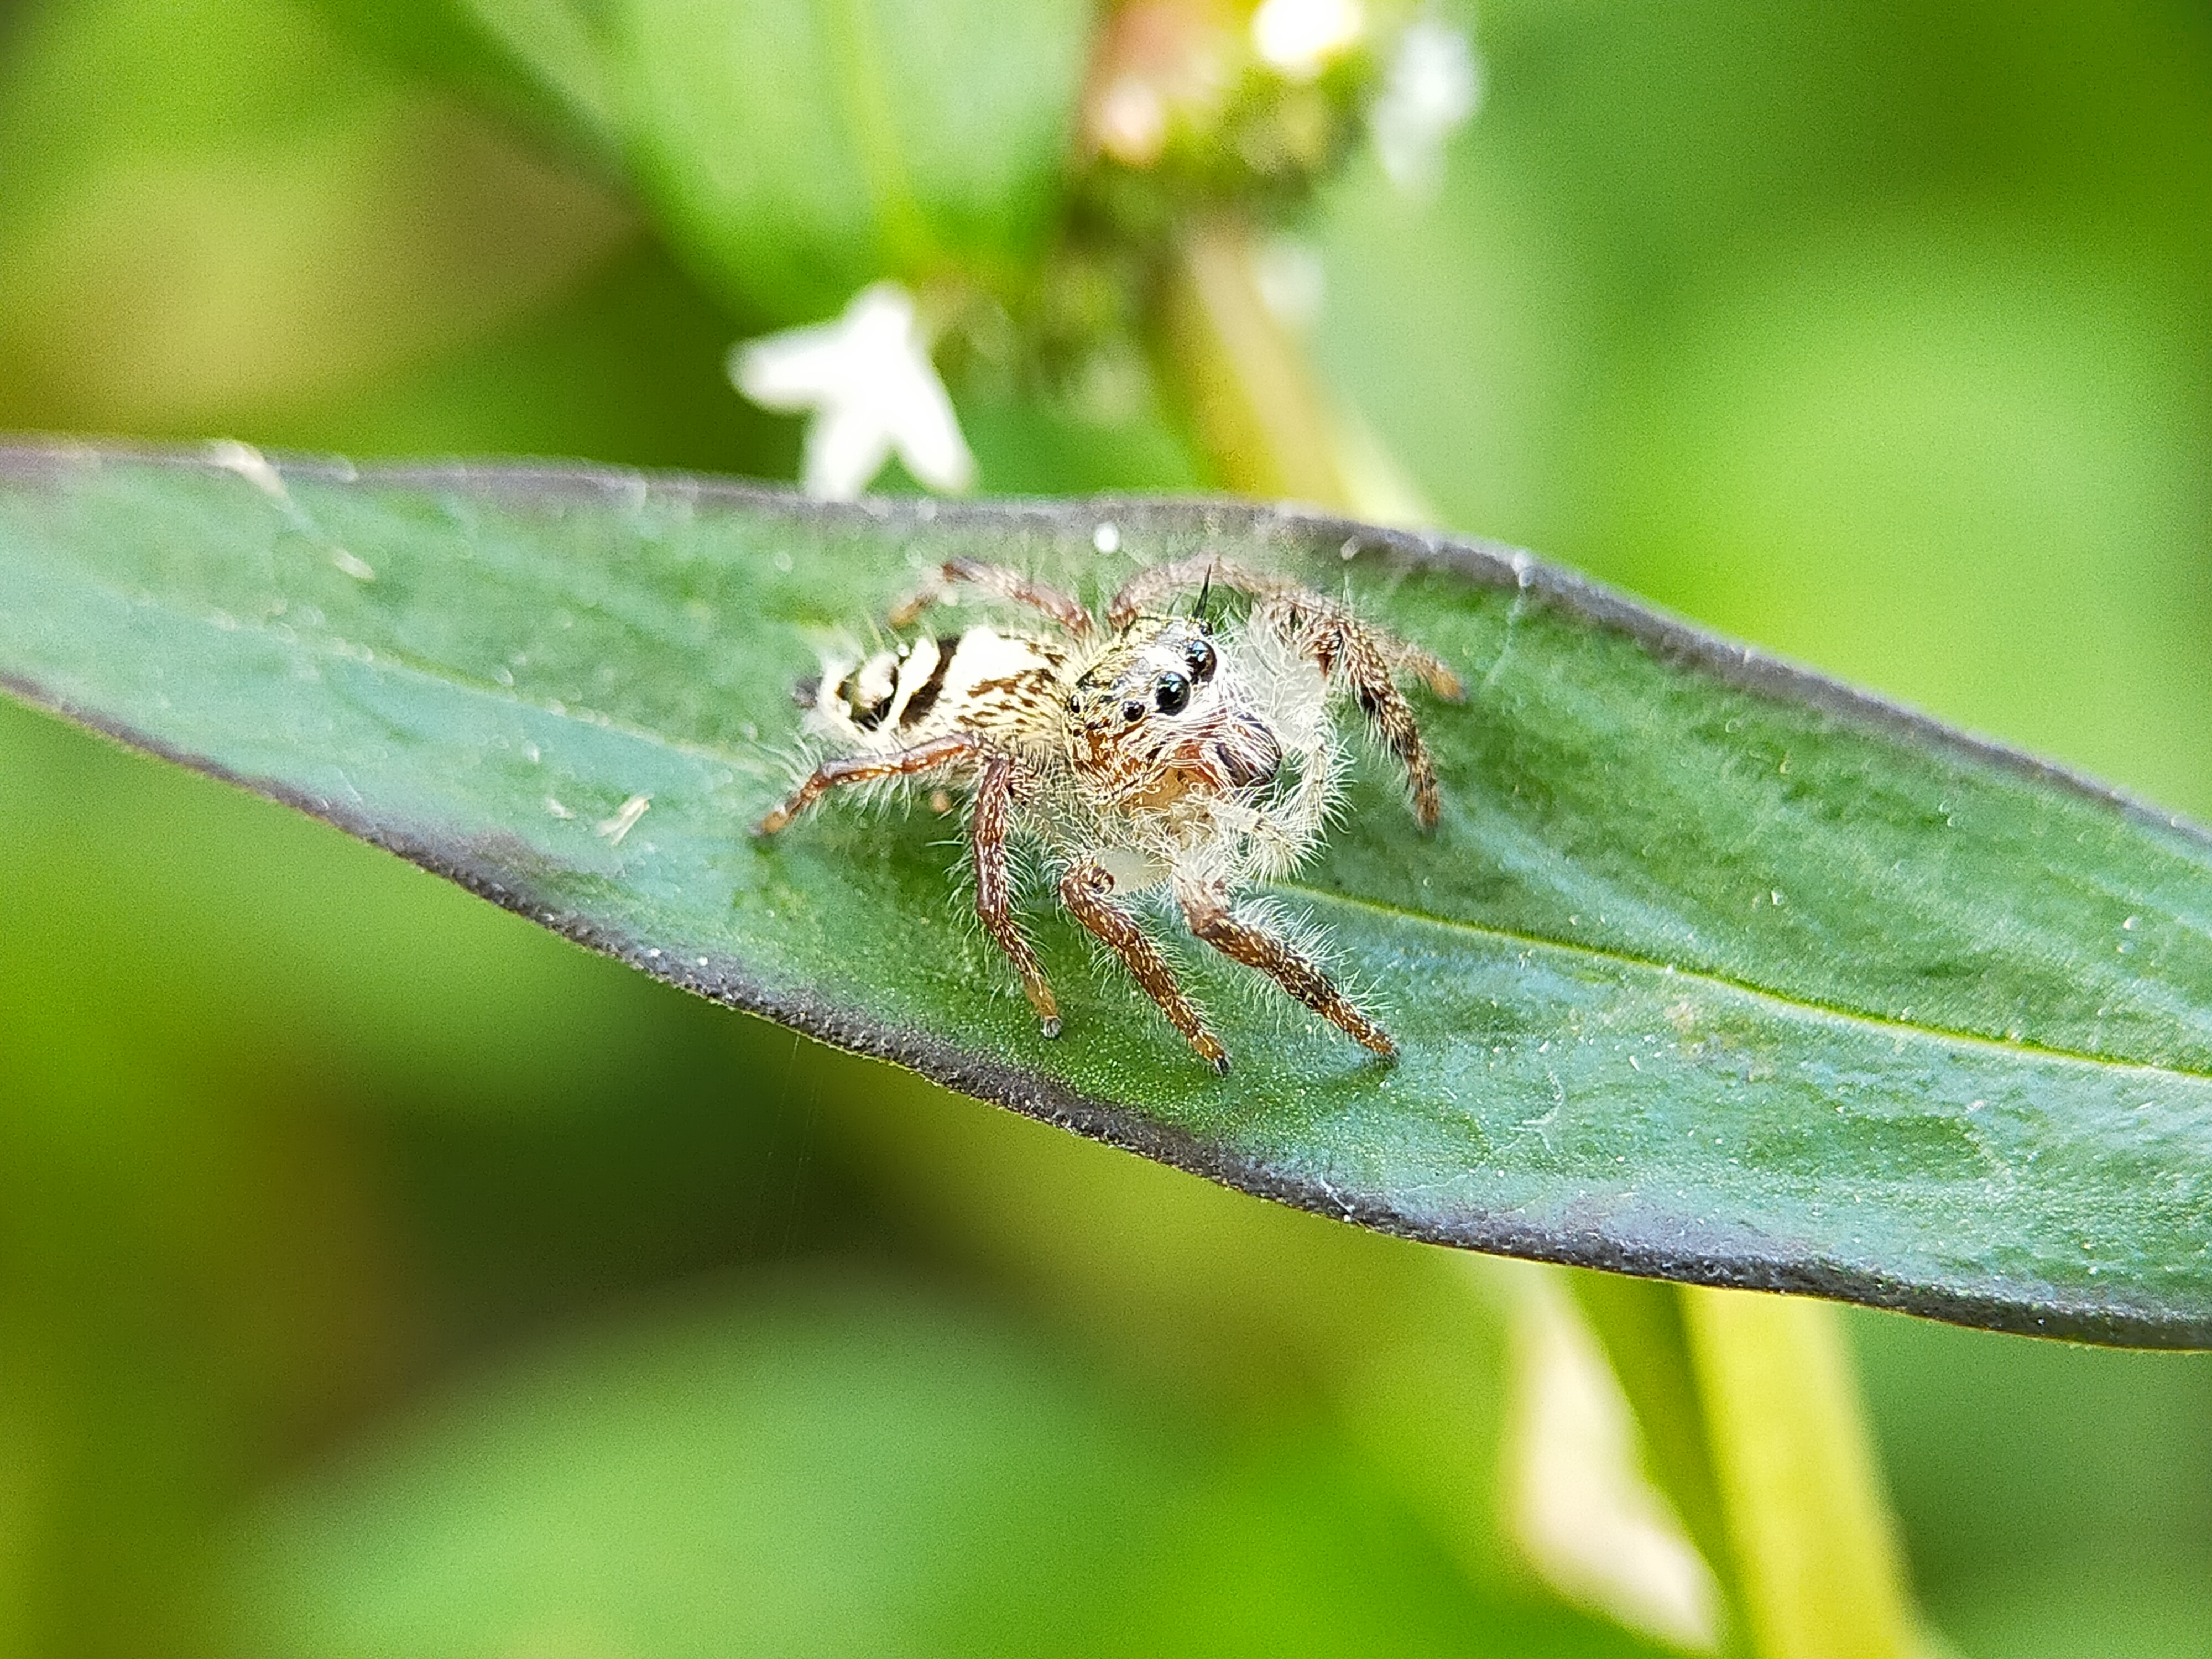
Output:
0,0,2208,1656
228,1278,1673,1659
620,0,1092,322
0,0,633,437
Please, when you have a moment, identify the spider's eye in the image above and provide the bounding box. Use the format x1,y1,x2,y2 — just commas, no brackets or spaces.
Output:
1184,638,1217,682
1154,672,1191,715
1121,700,1146,723
1066,695,1080,713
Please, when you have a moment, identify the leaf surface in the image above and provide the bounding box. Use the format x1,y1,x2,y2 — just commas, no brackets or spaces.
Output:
2,442,2209,1345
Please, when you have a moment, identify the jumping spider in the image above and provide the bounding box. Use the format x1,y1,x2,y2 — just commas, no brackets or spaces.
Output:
755,555,1462,1072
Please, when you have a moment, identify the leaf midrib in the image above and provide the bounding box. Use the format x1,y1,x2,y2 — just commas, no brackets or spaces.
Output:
1285,881,2212,1088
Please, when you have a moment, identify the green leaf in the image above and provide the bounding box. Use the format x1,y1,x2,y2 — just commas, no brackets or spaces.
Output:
225,1281,1670,1656
302,0,625,159
617,0,1093,321
0,0,632,435
2,442,2209,1348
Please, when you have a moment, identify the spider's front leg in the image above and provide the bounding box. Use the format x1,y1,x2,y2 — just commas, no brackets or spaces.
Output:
1175,875,1396,1059
889,557,1094,638
754,734,1061,1037
1257,590,1459,831
1057,862,1228,1073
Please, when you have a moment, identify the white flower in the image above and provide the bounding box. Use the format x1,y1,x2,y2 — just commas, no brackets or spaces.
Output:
730,282,975,500
1092,74,1169,165
1250,233,1327,334
1251,0,1365,82
1369,12,1481,197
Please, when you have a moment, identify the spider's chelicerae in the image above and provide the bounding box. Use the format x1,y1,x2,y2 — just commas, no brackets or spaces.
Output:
756,556,1462,1072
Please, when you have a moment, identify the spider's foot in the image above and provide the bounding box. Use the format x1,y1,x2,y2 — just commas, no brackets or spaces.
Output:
1191,1030,1230,1074
1022,981,1062,1039
1341,1010,1399,1060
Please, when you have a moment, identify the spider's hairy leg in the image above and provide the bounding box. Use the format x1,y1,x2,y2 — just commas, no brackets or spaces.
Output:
753,732,980,834
1375,632,1464,702
1058,862,1228,1073
1105,555,1297,628
1261,591,1452,831
888,558,1094,637
973,750,1060,1036
1175,877,1396,1059
1109,555,1463,698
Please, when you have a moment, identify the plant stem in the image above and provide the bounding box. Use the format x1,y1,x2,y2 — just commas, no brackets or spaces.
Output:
1164,218,1353,507
1566,1269,1745,1632
1161,216,1922,1659
1684,1288,1916,1659
1574,1276,1918,1659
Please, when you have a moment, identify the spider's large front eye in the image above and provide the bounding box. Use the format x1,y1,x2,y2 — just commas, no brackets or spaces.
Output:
1154,672,1191,715
1184,638,1217,683
1121,699,1146,723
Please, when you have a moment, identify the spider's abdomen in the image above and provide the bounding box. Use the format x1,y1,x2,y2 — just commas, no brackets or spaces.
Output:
813,625,1066,754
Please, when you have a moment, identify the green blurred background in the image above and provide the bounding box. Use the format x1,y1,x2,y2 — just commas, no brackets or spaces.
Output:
0,1,2208,1653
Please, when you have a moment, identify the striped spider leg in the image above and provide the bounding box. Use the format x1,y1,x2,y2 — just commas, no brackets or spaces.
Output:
757,731,1062,1038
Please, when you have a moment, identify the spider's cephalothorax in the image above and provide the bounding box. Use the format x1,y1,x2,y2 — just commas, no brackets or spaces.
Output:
756,556,1462,1072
